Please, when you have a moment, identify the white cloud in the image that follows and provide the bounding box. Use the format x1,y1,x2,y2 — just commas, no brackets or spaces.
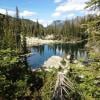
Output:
0,8,51,27
20,10,37,17
0,8,15,16
39,19,52,27
54,0,62,3
0,8,7,14
0,8,37,17
31,19,52,27
67,13,76,19
52,12,61,17
52,0,89,17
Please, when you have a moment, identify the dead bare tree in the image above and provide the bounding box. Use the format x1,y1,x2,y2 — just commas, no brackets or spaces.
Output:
52,72,75,100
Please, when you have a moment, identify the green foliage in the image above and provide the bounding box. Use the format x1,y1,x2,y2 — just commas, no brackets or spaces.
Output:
0,49,29,99
61,58,66,66
46,16,89,42
0,7,45,99
84,15,100,47
0,49,19,66
85,0,100,10
84,0,100,48
89,51,100,60
69,52,100,99
0,9,44,50
41,70,57,100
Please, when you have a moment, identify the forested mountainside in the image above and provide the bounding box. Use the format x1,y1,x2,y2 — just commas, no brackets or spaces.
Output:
46,14,100,42
0,8,99,45
0,12,44,39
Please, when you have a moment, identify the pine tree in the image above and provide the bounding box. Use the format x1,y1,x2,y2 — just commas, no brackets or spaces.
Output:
0,14,4,48
15,6,21,50
85,0,100,47
35,19,40,37
85,0,100,10
2,10,10,49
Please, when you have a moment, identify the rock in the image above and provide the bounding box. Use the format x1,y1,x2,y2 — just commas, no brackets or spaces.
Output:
79,75,85,79
45,35,54,40
73,60,78,64
67,54,71,60
63,70,68,74
75,75,85,83
44,68,52,72
95,76,100,80
76,62,84,67
43,56,69,69
26,37,61,47
94,80,100,87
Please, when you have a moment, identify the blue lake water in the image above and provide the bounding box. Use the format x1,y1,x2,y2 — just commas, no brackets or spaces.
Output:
27,42,88,68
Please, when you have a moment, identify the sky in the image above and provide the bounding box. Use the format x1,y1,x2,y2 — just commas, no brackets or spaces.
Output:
0,0,98,27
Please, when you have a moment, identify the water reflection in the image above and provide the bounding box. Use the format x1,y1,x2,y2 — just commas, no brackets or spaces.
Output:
27,42,87,68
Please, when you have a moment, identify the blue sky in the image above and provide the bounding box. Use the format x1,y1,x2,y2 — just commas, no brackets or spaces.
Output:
0,0,93,26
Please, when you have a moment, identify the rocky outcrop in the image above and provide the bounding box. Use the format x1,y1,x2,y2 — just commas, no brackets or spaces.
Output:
43,56,69,69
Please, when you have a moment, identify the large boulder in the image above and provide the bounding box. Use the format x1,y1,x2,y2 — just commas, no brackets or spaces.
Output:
43,56,69,69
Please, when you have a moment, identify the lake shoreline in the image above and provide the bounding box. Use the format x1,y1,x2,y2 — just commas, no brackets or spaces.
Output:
26,36,85,47
31,55,81,73
31,56,70,72
27,38,87,70
26,37,61,47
